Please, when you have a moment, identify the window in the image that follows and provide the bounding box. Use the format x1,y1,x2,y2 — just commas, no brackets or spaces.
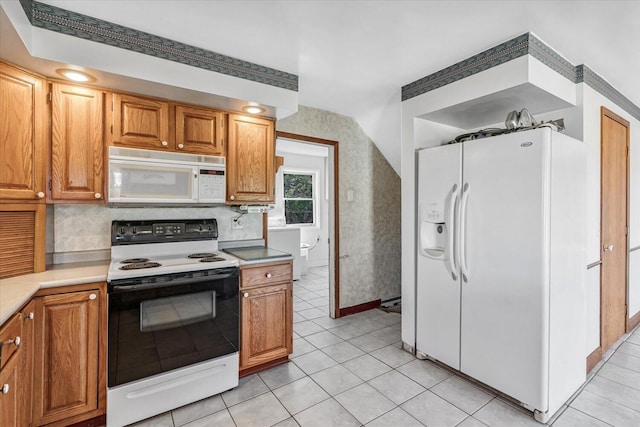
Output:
283,172,315,225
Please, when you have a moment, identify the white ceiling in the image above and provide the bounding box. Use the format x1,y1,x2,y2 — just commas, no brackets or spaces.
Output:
6,1,640,174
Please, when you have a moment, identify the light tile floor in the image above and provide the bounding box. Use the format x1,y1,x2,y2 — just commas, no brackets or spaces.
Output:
128,267,640,427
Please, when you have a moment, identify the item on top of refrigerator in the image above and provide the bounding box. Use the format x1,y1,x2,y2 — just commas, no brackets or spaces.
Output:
446,113,565,145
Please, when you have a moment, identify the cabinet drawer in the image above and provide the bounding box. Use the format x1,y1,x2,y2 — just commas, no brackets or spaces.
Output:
241,261,292,288
0,313,21,371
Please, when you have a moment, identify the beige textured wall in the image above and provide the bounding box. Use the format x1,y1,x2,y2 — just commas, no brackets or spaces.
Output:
277,106,401,308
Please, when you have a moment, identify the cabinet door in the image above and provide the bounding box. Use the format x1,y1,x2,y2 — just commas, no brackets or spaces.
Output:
0,62,46,201
33,289,100,426
240,282,292,370
176,105,225,155
227,114,275,204
0,359,19,427
112,93,170,150
18,301,35,427
51,83,105,201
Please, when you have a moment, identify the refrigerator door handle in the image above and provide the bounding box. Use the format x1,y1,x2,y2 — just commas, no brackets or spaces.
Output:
460,183,471,282
447,184,459,281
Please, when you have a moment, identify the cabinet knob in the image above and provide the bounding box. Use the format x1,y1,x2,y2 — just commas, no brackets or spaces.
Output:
161,141,169,147
36,191,45,199
1,384,8,394
229,195,235,201
603,244,614,252
89,293,97,300
94,193,102,199
2,336,20,347
26,312,34,320
243,292,249,298
178,143,184,149
266,273,272,279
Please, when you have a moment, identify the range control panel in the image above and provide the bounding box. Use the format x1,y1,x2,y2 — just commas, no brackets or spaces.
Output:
112,219,218,245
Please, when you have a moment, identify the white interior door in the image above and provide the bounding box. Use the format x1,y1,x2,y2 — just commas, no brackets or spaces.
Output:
416,144,462,369
460,131,549,411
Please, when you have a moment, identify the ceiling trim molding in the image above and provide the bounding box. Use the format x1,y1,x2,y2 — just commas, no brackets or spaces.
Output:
18,0,299,92
402,32,640,121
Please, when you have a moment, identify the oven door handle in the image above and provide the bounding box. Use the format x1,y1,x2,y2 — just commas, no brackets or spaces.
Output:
110,271,237,292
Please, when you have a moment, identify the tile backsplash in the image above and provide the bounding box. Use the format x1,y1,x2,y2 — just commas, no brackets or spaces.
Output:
51,204,262,262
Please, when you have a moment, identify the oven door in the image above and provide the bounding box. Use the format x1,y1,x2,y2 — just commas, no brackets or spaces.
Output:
107,267,239,387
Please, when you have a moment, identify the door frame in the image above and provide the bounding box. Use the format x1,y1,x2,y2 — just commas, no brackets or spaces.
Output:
599,106,631,353
268,131,341,318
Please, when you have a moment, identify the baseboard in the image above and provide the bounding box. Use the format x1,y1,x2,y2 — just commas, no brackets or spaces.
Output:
628,310,640,332
586,346,602,374
338,299,381,317
67,415,106,427
239,357,289,378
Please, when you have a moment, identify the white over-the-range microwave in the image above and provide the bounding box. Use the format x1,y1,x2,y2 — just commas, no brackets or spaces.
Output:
108,146,226,205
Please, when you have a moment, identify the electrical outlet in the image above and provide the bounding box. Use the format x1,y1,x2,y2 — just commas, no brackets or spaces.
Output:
231,217,244,230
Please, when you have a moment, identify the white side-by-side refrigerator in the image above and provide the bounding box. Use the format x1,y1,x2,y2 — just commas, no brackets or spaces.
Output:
416,127,586,422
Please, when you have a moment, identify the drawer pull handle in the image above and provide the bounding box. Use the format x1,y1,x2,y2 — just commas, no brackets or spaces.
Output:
2,336,20,347
1,384,8,394
266,273,272,279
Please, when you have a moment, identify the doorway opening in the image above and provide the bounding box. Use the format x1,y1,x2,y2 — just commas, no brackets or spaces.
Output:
265,131,340,318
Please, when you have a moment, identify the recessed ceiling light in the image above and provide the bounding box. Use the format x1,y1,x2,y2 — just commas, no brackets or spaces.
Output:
56,68,95,83
242,105,265,115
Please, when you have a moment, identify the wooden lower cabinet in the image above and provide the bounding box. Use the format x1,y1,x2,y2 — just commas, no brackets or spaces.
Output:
32,284,106,426
0,301,35,427
18,301,35,427
0,357,20,427
240,261,293,374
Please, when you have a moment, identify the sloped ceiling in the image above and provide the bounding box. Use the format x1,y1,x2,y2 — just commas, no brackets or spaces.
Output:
3,0,640,175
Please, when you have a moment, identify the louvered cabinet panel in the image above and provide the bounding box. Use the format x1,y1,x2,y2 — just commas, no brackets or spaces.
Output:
0,205,45,278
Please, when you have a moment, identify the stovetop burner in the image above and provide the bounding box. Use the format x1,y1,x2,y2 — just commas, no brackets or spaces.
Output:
119,261,162,270
200,256,226,263
108,219,239,282
187,253,218,259
120,258,149,264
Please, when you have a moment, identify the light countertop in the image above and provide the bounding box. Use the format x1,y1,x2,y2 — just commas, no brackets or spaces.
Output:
0,261,108,325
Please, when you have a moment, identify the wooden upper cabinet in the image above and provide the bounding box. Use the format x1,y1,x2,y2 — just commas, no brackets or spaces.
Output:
51,83,105,202
0,62,46,202
111,93,170,150
176,105,225,155
226,114,275,204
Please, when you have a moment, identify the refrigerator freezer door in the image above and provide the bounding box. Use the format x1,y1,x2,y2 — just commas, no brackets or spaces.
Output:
416,144,462,369
460,130,550,412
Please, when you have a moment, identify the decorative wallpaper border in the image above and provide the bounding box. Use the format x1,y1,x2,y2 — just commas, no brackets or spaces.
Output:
402,33,529,101
18,0,298,91
577,65,640,120
402,32,640,121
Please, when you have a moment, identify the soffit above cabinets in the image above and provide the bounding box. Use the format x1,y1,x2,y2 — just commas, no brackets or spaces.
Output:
420,82,574,129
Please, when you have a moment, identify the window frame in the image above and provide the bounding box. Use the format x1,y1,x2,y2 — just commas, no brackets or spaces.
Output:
282,169,317,227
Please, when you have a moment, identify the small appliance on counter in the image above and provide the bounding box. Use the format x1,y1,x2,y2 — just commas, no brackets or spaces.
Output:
106,218,239,427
